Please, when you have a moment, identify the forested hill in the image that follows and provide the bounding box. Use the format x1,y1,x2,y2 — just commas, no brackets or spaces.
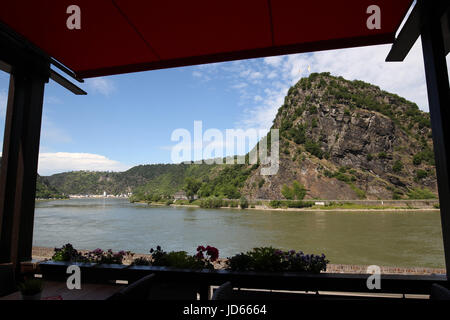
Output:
42,73,437,200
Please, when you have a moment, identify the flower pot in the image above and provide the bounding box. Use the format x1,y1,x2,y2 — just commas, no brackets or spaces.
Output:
21,292,42,300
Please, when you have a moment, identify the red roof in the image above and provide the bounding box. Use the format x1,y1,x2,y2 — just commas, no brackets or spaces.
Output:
0,0,413,78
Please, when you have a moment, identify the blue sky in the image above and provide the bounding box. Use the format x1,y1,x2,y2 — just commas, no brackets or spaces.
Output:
1,40,449,176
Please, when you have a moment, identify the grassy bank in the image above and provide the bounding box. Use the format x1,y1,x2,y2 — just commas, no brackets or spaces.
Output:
133,198,440,212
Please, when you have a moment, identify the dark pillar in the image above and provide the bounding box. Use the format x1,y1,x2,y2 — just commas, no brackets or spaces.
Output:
0,60,49,267
420,3,450,277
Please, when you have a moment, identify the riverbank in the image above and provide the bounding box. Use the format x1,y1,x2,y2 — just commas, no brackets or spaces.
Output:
31,247,445,275
135,200,440,212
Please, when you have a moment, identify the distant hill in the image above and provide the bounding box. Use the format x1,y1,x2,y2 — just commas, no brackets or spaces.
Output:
41,73,437,200
36,175,68,199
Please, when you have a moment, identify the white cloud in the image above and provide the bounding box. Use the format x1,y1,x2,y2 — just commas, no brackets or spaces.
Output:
189,39,450,134
38,152,130,176
238,40,450,132
86,77,116,96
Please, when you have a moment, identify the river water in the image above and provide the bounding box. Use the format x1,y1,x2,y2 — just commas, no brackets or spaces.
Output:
33,198,445,268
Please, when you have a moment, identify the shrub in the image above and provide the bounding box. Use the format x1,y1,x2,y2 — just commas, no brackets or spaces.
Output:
407,187,436,199
415,169,428,181
51,243,86,262
305,140,323,159
282,181,307,200
286,200,314,208
149,245,218,270
52,244,130,264
131,256,151,266
199,197,224,208
269,200,283,208
226,247,328,273
378,152,387,159
308,105,318,114
366,154,373,161
258,178,265,188
84,248,128,264
240,196,249,209
281,184,294,200
392,160,404,173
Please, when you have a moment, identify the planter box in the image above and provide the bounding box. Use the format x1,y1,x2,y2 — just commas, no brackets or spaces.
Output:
36,261,447,296
38,261,97,281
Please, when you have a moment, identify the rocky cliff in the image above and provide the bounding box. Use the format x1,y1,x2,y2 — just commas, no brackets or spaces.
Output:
243,73,437,200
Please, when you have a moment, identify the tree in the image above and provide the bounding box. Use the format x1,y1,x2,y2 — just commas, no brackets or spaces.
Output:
240,196,249,209
392,160,403,173
281,184,294,200
292,181,307,200
183,178,202,200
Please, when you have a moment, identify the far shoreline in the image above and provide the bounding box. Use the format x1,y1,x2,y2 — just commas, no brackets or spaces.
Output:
35,197,440,213
134,201,440,213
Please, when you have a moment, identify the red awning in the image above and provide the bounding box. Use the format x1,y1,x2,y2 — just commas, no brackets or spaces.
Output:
0,0,413,78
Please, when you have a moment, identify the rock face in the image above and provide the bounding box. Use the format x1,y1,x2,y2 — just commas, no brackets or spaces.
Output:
243,73,437,200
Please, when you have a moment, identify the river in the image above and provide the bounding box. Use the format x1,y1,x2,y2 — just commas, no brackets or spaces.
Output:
33,198,445,268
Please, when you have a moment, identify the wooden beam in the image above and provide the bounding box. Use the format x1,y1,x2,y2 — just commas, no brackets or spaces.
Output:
420,2,450,278
386,0,450,62
50,69,86,95
0,60,49,266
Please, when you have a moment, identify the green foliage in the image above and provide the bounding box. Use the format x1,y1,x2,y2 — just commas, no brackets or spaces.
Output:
258,178,265,188
413,147,435,165
392,160,404,173
407,187,436,199
308,105,318,114
51,243,85,262
199,197,225,208
290,124,306,144
147,245,217,270
226,247,328,273
281,181,307,200
269,200,314,208
35,175,67,199
366,154,373,161
240,196,249,209
378,152,387,159
183,177,202,199
349,183,366,199
281,184,294,200
415,169,428,181
131,256,151,266
305,139,323,159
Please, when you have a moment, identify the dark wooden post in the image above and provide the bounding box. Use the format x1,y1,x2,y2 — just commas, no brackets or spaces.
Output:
0,59,49,267
420,2,450,277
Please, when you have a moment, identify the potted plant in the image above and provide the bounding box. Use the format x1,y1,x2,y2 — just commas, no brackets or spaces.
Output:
18,278,43,300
